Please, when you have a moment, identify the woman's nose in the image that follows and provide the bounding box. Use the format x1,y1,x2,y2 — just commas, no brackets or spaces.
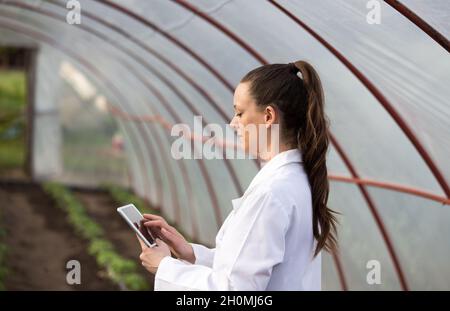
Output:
229,116,238,131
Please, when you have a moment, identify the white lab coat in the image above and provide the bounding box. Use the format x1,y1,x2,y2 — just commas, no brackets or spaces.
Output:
154,148,321,290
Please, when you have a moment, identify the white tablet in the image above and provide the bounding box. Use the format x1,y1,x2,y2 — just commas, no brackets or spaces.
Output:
117,204,157,248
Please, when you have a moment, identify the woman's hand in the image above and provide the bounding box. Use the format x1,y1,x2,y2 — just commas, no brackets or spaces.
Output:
142,214,196,264
137,236,171,274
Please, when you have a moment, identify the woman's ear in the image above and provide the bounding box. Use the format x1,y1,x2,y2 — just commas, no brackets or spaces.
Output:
264,105,277,128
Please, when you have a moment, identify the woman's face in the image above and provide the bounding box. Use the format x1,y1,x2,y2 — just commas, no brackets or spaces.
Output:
230,82,277,157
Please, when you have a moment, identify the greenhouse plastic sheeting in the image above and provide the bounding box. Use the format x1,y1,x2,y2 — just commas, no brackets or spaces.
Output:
0,0,449,290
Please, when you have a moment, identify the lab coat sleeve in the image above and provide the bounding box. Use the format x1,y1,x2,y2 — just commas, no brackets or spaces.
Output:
190,243,215,267
154,190,291,291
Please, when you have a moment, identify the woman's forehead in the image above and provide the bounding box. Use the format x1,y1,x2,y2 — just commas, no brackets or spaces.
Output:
234,82,253,107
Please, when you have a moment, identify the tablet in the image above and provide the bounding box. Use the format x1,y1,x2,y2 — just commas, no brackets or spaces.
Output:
117,204,156,248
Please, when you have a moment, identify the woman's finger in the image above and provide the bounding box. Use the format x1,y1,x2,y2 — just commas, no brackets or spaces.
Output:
136,234,147,251
167,225,180,236
143,214,163,221
160,227,176,244
146,220,181,241
142,221,171,241
144,220,171,231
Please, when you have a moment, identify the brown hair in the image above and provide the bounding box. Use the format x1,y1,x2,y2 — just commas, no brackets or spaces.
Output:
241,61,338,257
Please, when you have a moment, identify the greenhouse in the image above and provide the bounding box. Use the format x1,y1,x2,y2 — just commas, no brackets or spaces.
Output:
0,0,449,291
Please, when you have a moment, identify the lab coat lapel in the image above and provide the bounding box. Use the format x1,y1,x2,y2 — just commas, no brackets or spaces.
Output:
231,197,243,212
232,149,303,212
229,164,273,213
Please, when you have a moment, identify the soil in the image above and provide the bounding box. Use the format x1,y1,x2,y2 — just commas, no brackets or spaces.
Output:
0,180,118,290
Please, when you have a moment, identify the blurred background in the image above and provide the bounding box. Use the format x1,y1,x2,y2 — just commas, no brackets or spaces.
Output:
0,0,449,291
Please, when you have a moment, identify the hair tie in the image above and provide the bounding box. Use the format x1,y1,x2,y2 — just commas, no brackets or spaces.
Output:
289,62,303,80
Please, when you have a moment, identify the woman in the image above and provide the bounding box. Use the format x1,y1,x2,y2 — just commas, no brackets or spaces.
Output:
137,61,338,291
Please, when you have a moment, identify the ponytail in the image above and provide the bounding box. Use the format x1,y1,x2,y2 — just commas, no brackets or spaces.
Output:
293,61,338,257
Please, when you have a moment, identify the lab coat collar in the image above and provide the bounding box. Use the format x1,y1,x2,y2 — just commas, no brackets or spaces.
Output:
232,148,302,212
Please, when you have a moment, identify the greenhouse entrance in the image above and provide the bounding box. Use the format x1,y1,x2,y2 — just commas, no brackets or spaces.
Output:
0,47,33,179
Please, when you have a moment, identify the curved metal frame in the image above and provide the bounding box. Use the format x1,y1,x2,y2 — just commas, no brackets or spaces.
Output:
384,0,449,52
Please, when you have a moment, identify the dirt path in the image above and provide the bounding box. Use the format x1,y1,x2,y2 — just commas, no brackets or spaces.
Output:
0,181,118,290
74,190,155,289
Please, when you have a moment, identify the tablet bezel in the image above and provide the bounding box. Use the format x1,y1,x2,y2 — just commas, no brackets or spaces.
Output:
117,204,157,248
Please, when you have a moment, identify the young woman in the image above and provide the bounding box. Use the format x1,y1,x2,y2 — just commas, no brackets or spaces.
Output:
137,61,338,291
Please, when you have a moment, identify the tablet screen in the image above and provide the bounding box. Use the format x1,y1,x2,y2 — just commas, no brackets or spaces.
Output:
135,219,155,245
118,204,155,246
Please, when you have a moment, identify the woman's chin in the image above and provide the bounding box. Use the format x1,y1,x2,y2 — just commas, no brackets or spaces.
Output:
236,138,257,158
